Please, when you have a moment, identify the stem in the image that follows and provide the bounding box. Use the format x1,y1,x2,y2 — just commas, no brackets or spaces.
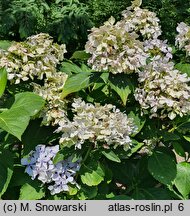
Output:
168,127,176,133
82,144,93,164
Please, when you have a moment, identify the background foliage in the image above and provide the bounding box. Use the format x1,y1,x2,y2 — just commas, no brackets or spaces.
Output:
1,0,190,52
0,0,92,53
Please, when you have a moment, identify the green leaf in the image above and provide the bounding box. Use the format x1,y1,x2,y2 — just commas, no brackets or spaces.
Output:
61,72,91,98
102,150,121,163
60,62,83,74
70,50,90,60
128,111,146,136
174,162,190,199
139,119,157,140
77,184,97,200
132,188,172,200
19,182,45,200
110,157,156,187
103,164,113,184
0,68,7,97
184,136,190,142
172,142,186,158
68,185,78,196
108,74,133,105
0,150,14,198
148,151,177,185
9,166,33,188
160,130,180,141
0,40,12,50
177,122,190,133
0,92,45,140
53,152,65,164
117,139,144,159
11,92,45,116
175,63,190,77
175,116,190,134
0,109,29,141
22,119,54,155
80,162,105,186
128,139,144,156
100,72,109,83
81,64,92,72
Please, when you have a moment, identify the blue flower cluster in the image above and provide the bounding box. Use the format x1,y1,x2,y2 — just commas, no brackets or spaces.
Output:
21,145,80,195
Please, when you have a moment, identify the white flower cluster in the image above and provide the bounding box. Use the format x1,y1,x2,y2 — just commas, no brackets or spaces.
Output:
0,33,70,126
143,38,173,63
21,145,80,195
0,33,66,84
85,1,164,74
55,98,137,150
85,16,148,74
33,72,68,126
134,61,190,119
175,22,190,55
121,6,162,39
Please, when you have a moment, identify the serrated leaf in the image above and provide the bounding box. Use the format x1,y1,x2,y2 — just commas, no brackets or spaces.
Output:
61,72,91,98
102,150,121,163
148,151,177,185
80,162,105,186
174,162,190,199
19,182,45,200
0,68,7,97
0,92,45,140
0,150,14,198
108,74,133,105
